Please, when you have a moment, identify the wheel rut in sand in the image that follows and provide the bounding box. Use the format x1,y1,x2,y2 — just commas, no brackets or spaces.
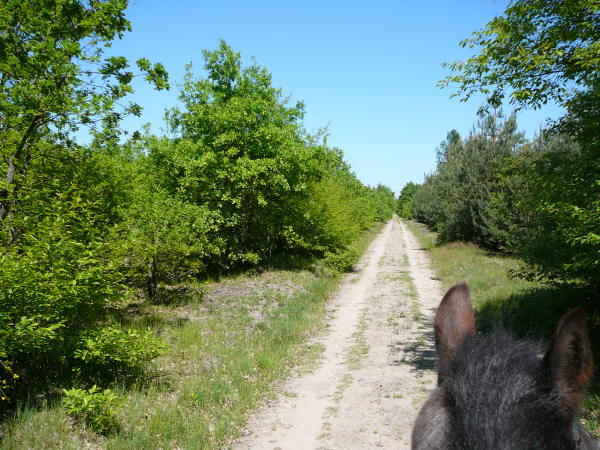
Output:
235,218,442,449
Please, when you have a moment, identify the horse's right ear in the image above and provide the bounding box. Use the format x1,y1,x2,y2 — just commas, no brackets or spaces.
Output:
434,282,476,385
546,308,593,417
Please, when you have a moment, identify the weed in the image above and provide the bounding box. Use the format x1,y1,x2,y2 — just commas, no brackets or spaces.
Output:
63,385,121,434
333,374,354,403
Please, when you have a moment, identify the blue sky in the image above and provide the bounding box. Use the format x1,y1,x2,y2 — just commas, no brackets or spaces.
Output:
112,0,563,194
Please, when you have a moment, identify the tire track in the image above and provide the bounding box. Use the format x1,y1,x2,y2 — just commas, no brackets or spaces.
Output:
235,218,441,449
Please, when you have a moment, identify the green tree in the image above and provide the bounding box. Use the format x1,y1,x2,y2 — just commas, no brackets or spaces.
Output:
442,0,599,286
0,0,168,243
370,184,396,221
113,180,219,302
412,111,525,249
0,1,168,403
157,40,325,268
301,149,377,249
412,176,443,229
512,129,599,286
295,148,383,271
441,0,600,109
396,182,418,218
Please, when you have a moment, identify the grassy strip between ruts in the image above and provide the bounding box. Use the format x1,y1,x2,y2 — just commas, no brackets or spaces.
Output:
0,223,385,449
403,219,600,439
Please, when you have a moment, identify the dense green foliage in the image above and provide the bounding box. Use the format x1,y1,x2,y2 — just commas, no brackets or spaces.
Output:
0,0,168,240
512,127,599,286
0,5,394,414
440,0,600,109
73,325,164,382
411,109,598,287
413,0,599,290
151,41,327,269
412,111,526,249
0,0,169,407
63,385,122,434
134,40,394,283
396,182,418,218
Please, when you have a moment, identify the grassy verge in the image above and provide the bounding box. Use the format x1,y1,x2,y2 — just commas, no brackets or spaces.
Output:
403,219,600,438
1,270,338,449
0,222,388,449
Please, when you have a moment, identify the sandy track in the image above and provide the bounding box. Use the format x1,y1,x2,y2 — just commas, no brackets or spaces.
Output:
235,218,442,449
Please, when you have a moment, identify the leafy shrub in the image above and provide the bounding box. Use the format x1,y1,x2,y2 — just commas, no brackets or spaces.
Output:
0,317,65,361
290,150,390,258
63,385,122,434
512,129,600,287
73,325,164,381
371,184,396,221
0,192,124,388
113,184,219,302
324,248,359,273
0,352,18,403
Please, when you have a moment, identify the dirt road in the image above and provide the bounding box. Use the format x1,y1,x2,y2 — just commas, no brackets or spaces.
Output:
235,218,442,449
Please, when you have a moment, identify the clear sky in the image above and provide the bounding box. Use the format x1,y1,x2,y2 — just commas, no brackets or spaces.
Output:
111,0,563,194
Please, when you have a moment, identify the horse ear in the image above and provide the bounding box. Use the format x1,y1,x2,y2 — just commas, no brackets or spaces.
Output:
434,282,476,385
546,308,593,415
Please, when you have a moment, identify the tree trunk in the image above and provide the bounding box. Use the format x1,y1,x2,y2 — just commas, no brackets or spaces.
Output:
147,259,158,304
1,116,42,244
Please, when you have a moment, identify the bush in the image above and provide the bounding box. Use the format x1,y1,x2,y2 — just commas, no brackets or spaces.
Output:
73,325,164,381
0,193,123,389
63,385,122,434
113,184,219,302
0,353,17,403
512,128,600,287
324,248,359,273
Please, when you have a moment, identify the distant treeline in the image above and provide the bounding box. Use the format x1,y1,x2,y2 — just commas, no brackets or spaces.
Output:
397,108,599,289
0,2,395,408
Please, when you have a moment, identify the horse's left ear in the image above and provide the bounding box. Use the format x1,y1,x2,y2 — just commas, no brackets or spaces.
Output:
546,308,593,415
434,282,477,385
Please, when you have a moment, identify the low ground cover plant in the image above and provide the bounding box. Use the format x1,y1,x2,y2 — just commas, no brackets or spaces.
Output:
62,385,122,435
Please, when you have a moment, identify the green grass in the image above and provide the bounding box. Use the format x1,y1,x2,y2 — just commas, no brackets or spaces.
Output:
0,222,388,449
403,219,600,439
3,270,337,449
0,404,104,449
